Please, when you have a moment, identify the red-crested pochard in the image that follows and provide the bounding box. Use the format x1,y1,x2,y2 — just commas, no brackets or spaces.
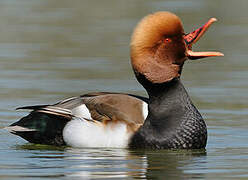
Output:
6,12,223,149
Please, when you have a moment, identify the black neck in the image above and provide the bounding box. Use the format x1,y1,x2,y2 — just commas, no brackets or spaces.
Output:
146,78,191,132
130,73,207,149
135,72,191,123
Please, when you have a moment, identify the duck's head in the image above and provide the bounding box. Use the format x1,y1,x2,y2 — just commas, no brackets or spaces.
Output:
131,11,223,85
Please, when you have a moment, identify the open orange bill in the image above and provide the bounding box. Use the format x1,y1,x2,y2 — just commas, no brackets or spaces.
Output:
184,18,224,60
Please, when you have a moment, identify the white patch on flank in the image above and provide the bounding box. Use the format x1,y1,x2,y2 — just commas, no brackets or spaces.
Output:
63,117,130,148
142,102,148,119
72,104,92,120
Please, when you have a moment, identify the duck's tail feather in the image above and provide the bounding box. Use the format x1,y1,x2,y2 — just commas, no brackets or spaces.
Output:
6,111,70,146
16,105,48,111
5,125,36,133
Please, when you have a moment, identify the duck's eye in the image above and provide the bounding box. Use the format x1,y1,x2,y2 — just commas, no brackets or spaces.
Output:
164,38,172,43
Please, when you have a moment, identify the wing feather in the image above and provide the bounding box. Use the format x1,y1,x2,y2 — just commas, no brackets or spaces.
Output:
16,92,148,132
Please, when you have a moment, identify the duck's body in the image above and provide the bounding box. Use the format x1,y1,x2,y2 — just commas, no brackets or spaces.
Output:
9,93,148,147
7,12,223,149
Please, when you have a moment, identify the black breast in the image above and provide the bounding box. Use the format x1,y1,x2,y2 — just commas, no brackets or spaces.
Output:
129,78,207,149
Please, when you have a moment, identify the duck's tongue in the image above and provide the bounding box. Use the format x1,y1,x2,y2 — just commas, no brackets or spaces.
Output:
184,18,224,60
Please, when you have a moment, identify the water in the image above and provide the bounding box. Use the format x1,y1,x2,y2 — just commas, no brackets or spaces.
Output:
0,0,247,179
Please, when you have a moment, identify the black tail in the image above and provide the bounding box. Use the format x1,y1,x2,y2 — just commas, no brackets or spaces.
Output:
8,112,70,146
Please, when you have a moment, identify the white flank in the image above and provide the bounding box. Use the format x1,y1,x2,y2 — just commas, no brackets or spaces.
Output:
72,104,92,120
142,102,148,119
63,117,130,148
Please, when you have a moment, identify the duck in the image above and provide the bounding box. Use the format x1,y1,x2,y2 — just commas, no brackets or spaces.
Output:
6,12,223,149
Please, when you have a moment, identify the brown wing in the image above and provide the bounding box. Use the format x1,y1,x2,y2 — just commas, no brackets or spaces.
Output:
82,93,147,132
17,92,148,132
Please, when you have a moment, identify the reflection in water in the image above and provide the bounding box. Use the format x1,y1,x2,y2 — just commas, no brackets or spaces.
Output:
15,144,207,179
64,148,148,179
63,148,206,179
132,150,207,179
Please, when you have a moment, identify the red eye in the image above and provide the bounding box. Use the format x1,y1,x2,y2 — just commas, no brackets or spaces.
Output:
164,38,172,43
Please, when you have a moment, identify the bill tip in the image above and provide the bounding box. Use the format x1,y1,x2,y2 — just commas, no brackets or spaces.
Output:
210,18,217,22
